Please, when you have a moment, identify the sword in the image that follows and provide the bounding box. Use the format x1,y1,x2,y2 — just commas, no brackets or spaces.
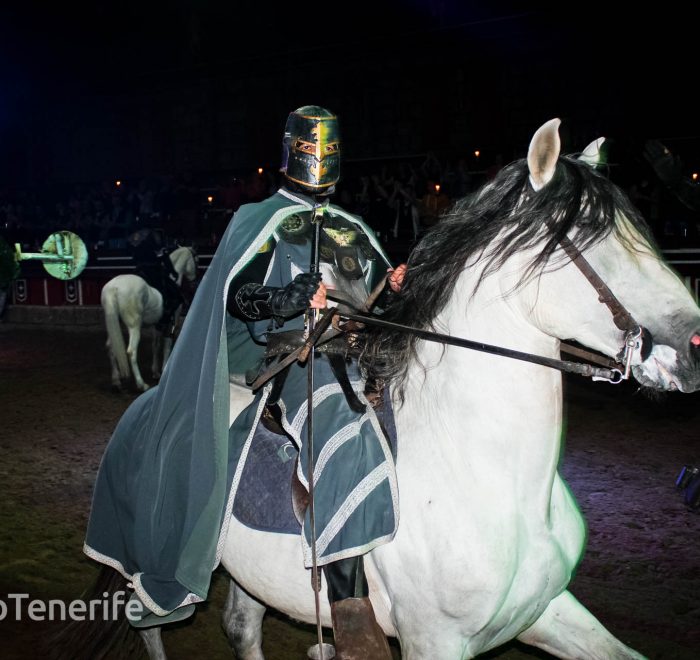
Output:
307,203,325,657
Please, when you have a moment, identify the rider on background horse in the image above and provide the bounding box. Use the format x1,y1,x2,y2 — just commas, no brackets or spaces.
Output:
84,105,405,658
127,223,185,335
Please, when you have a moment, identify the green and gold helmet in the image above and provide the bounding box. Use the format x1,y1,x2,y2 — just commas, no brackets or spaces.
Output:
281,105,340,193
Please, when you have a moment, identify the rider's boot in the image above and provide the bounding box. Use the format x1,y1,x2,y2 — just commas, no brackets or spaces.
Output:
324,556,392,660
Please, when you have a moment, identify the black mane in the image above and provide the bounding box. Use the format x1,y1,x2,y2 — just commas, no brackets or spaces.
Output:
360,153,656,401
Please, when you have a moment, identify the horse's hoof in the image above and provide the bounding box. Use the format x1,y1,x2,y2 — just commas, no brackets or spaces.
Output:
137,383,151,392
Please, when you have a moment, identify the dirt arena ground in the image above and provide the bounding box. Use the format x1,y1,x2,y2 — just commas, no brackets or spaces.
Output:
1,323,698,659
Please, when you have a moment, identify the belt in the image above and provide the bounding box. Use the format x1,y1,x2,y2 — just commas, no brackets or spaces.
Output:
265,329,361,358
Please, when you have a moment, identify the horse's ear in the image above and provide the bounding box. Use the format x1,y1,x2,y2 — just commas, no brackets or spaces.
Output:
527,118,561,191
578,137,606,168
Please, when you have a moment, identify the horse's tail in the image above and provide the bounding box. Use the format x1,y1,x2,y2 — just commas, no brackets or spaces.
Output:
44,565,143,660
102,285,130,379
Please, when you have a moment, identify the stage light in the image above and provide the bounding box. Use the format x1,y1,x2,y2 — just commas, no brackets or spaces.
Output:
692,172,698,182
474,150,480,158
435,184,441,193
207,195,213,203
258,167,264,175
115,180,121,187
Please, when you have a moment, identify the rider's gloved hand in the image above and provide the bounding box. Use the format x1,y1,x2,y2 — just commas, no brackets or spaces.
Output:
270,272,324,318
229,272,324,324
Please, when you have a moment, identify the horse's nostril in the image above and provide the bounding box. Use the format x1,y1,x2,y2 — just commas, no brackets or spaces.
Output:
691,334,700,347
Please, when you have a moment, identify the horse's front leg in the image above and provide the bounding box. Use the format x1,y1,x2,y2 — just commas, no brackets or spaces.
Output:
517,590,646,659
139,626,168,660
126,325,149,391
222,578,266,660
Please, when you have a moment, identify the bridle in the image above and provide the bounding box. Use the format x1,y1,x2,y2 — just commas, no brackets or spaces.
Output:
332,235,652,385
556,235,651,381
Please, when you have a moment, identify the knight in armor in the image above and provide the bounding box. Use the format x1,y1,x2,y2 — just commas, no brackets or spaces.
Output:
127,226,185,334
225,106,405,658
83,107,405,658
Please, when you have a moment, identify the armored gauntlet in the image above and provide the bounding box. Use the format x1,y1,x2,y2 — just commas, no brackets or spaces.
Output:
233,272,322,322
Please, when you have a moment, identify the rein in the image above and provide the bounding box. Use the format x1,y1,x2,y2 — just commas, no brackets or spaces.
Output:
327,233,650,384
338,308,626,382
255,232,648,393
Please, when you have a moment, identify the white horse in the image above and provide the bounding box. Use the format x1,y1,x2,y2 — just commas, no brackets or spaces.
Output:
101,245,197,392
206,120,700,660
83,119,700,660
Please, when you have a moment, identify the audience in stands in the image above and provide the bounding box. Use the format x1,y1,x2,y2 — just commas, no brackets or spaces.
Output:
2,147,698,266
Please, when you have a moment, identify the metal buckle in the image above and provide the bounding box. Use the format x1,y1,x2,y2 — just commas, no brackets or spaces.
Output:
614,326,644,381
592,368,625,384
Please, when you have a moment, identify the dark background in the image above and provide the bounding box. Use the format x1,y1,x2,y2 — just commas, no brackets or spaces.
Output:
0,0,699,185
0,1,697,187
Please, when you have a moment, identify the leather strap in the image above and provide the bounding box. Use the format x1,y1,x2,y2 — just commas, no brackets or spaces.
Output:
558,236,639,332
326,353,366,413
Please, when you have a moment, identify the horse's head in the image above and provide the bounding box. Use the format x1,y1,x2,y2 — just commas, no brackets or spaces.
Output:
525,119,700,393
363,118,700,398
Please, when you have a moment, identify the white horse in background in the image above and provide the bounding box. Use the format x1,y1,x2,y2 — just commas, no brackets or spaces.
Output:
101,245,197,392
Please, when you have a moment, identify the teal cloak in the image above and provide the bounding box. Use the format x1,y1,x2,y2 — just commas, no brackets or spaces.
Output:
84,188,395,623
